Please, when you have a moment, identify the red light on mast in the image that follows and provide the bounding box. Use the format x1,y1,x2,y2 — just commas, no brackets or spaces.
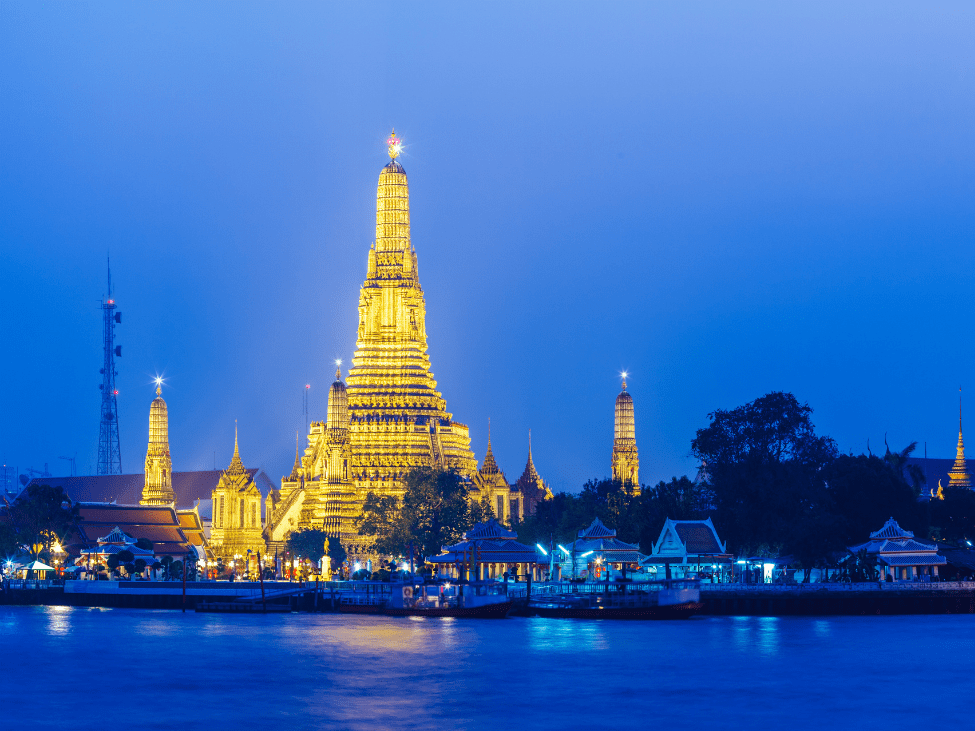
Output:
113,390,119,395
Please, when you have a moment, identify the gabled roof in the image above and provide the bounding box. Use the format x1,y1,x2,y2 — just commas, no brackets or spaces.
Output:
652,518,728,557
463,519,517,541
870,517,913,540
578,517,616,540
69,503,194,559
27,470,266,509
97,526,135,545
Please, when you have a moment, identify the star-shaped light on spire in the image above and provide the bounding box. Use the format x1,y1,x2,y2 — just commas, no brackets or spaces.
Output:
387,129,402,160
620,371,629,390
153,375,165,396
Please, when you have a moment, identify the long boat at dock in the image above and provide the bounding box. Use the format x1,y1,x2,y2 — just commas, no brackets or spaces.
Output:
338,581,513,618
523,579,704,619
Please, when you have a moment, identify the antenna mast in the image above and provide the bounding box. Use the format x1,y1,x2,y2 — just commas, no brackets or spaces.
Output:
96,258,123,475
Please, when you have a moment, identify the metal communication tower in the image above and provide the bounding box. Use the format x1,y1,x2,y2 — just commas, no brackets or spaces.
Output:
96,258,123,475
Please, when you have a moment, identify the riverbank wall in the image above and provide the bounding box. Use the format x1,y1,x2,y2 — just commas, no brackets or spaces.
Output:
701,582,975,615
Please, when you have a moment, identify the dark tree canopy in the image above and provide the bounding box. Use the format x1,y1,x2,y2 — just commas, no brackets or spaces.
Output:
691,392,838,555
2,483,80,558
286,528,328,564
355,468,488,560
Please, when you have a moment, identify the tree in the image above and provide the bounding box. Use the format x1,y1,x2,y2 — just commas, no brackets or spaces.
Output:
135,537,153,552
133,558,147,577
287,529,328,565
2,484,80,558
822,454,919,545
161,555,173,580
327,537,347,573
356,468,487,560
691,392,838,554
930,487,975,544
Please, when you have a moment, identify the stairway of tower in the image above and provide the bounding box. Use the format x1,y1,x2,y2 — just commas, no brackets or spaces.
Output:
96,258,122,475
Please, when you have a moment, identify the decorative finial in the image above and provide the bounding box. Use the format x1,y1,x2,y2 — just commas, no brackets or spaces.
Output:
335,358,342,381
154,376,164,396
387,129,402,160
620,371,628,391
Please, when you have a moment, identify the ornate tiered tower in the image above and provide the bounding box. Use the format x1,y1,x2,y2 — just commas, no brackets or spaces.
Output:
141,382,175,506
948,388,971,489
513,431,553,520
474,420,515,523
344,131,477,492
611,374,640,493
210,425,265,559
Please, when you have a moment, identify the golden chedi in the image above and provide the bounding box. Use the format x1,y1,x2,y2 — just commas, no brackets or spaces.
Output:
611,373,640,494
345,131,477,489
141,381,176,506
948,388,971,489
209,425,265,559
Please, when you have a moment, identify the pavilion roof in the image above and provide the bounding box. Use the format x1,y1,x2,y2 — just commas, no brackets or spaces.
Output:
578,518,616,540
869,517,914,541
463,519,517,541
69,503,194,558
879,554,947,567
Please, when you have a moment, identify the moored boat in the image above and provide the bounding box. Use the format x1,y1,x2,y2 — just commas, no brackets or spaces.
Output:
338,581,513,618
526,579,703,619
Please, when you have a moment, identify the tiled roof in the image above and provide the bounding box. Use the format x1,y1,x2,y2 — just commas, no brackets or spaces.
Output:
429,551,542,564
578,518,616,539
869,517,913,541
69,503,193,558
880,554,947,567
28,469,268,509
464,519,517,541
673,522,723,554
98,526,134,545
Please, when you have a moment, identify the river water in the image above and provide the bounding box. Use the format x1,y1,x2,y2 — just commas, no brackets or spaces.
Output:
1,606,972,729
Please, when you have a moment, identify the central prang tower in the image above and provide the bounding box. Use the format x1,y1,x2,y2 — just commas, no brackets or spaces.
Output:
345,131,477,491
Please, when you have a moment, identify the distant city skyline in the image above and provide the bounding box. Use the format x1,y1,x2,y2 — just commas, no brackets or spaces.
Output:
3,3,975,492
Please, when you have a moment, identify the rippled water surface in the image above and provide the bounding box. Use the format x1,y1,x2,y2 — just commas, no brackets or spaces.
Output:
1,607,972,729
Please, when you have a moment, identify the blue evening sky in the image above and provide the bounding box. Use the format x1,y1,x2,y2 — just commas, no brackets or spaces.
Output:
2,2,974,491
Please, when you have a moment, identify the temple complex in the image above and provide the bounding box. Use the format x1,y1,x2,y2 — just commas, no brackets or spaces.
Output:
140,382,175,506
266,133,551,556
611,374,640,493
209,426,265,560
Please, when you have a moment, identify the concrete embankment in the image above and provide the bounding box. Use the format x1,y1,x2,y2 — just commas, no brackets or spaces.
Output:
701,582,975,616
1,580,330,611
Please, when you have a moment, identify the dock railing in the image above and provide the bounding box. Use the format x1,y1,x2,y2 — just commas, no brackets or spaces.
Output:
701,581,975,592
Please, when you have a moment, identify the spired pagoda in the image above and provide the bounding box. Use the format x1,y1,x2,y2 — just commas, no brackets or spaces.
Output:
947,388,971,489
209,425,265,561
611,373,640,494
141,382,175,506
266,132,549,557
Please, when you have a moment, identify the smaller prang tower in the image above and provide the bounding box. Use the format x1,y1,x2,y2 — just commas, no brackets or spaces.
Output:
97,259,122,475
141,382,176,505
612,373,640,494
948,387,972,489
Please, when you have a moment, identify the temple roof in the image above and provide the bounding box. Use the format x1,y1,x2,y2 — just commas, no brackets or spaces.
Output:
869,517,913,540
463,518,517,541
578,517,617,540
652,518,729,557
27,470,263,509
69,503,195,559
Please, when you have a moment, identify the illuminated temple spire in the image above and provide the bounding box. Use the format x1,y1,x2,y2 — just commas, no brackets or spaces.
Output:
141,380,175,505
482,419,501,476
344,131,476,490
225,421,246,477
948,387,971,489
288,431,302,482
612,372,640,492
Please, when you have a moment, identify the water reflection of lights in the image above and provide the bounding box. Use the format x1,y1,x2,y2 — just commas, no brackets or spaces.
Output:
45,605,71,636
731,616,780,656
527,619,609,651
